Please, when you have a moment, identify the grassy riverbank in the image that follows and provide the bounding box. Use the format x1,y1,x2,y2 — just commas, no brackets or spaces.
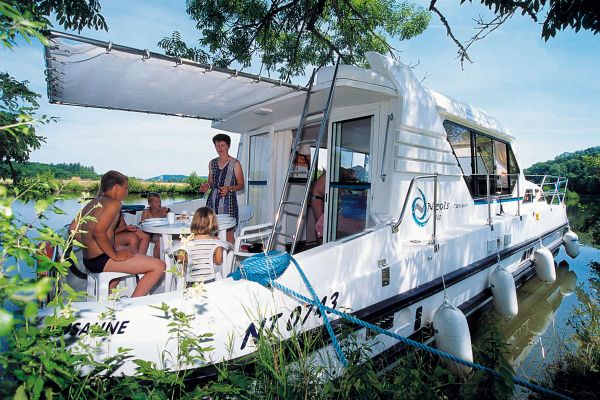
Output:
2,172,206,198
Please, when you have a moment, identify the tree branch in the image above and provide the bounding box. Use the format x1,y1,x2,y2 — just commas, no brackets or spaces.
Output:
429,1,472,67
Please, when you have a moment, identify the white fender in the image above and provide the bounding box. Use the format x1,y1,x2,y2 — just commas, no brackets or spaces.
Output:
490,266,518,317
433,300,473,375
534,247,556,283
563,230,580,259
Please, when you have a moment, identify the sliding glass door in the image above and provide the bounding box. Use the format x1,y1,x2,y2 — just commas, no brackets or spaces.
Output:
326,116,372,241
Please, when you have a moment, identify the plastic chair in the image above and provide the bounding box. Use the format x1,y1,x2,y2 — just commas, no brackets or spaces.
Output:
87,271,139,301
164,239,233,291
234,222,273,260
63,227,139,301
236,205,254,236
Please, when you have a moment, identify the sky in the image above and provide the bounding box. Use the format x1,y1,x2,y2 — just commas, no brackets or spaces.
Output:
2,0,598,178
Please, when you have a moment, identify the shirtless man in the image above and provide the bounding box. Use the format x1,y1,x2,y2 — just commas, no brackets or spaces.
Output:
71,170,165,297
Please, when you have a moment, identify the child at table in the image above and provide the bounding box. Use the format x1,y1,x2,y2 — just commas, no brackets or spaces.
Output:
190,207,223,265
141,192,170,220
141,192,170,258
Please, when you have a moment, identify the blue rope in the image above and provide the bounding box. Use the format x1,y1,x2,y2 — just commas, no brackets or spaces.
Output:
230,251,572,400
230,251,348,365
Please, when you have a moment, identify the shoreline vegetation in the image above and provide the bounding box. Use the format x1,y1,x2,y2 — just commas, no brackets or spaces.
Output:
1,162,207,197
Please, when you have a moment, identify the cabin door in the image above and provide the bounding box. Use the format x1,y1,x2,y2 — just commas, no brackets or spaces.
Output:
325,116,373,242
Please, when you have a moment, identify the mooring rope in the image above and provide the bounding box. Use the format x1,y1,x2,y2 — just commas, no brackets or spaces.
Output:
230,251,572,400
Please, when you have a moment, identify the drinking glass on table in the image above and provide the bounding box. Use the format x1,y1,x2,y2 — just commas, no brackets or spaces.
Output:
181,210,189,224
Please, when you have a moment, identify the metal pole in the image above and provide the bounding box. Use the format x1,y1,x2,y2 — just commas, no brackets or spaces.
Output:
516,175,521,219
430,174,438,249
486,174,492,226
380,114,394,182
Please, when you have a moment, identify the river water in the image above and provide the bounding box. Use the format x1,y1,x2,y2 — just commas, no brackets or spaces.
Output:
472,196,599,387
9,194,600,383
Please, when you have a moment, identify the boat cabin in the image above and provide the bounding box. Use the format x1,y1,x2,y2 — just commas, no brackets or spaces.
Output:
45,31,534,289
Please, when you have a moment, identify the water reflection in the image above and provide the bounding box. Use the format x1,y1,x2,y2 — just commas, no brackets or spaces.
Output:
500,262,577,367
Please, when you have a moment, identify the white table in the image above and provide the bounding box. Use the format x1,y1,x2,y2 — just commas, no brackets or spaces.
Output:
140,218,236,259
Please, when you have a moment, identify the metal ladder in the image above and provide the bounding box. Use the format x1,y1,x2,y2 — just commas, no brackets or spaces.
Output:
266,59,341,254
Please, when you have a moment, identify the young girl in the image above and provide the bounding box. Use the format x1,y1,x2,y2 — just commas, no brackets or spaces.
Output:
190,207,223,265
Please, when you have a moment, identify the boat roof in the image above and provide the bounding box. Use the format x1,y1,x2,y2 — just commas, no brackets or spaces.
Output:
214,64,397,132
44,31,306,121
427,89,514,141
44,31,512,140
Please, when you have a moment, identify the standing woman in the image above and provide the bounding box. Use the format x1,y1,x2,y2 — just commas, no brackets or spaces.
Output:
200,134,244,244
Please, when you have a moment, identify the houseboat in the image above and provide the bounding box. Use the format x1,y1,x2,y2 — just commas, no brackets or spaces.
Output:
42,31,577,375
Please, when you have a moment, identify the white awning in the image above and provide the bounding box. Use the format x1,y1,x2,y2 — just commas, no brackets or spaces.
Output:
45,31,306,121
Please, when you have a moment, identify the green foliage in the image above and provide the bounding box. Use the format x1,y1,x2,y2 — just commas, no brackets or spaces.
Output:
469,0,600,40
159,0,431,81
3,161,100,181
0,1,49,48
0,72,51,183
1,0,107,37
464,314,515,399
185,171,206,193
524,146,600,195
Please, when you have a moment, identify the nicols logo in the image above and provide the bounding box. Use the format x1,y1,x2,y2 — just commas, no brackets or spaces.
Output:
411,188,430,227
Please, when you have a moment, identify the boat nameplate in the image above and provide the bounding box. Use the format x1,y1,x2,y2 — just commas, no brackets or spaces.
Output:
378,259,390,287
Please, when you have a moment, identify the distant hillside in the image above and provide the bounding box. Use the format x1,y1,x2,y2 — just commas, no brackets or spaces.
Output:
524,146,600,195
5,162,99,180
146,174,189,183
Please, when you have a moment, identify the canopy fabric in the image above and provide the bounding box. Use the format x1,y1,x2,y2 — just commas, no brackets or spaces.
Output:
45,31,306,121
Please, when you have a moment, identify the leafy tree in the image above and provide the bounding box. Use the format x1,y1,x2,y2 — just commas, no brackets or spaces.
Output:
524,146,600,195
0,72,52,183
159,0,431,81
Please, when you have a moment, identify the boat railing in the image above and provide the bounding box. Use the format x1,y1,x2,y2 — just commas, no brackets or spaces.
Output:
393,173,524,240
524,175,569,205
392,174,439,247
470,173,522,224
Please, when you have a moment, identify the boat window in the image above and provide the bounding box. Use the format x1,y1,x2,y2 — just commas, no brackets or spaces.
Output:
443,120,520,199
327,116,372,241
523,189,534,203
444,123,473,175
248,132,271,224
